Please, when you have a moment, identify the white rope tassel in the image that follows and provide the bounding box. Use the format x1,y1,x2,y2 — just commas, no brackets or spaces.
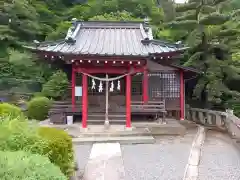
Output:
110,81,114,92
98,81,103,92
91,78,96,89
117,80,121,91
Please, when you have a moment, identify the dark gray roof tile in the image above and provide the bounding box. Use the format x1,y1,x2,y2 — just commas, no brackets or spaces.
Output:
34,21,185,57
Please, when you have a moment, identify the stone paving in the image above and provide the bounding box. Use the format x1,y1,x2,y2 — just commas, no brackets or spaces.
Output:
74,129,240,180
198,132,240,180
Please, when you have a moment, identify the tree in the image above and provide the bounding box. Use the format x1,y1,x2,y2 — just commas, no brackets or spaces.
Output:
167,0,240,107
1,0,41,43
42,71,69,100
0,50,53,93
89,11,141,21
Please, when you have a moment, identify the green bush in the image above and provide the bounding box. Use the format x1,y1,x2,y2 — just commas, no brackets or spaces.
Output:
33,92,45,97
0,103,23,118
27,96,52,121
0,118,74,177
0,151,67,180
42,70,69,100
38,127,74,177
0,116,47,154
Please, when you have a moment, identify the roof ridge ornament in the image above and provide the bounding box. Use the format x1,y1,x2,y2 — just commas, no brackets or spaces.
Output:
144,17,149,26
142,17,153,40
143,17,149,33
65,18,79,44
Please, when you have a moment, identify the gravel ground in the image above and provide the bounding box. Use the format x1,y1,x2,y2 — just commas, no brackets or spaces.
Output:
73,130,240,180
74,145,92,171
121,131,196,180
198,132,240,180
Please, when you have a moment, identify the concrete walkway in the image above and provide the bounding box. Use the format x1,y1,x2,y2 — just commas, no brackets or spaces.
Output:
74,127,240,180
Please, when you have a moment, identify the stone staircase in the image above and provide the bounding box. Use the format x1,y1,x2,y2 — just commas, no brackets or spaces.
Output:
49,100,126,125
87,113,126,125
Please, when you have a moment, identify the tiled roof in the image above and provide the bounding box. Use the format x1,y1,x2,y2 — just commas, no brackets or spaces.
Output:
32,21,186,57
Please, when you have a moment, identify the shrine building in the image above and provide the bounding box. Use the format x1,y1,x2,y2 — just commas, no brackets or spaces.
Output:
27,19,199,129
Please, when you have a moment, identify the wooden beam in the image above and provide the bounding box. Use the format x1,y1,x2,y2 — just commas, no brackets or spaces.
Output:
75,67,144,74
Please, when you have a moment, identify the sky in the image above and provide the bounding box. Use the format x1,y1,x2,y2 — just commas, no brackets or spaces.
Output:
174,0,188,3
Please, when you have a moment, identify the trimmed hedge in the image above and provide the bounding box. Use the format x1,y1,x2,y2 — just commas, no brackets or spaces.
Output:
0,103,23,118
38,127,74,177
27,96,52,121
0,151,67,180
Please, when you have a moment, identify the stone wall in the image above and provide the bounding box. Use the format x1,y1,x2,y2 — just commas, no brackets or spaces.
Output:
186,107,240,139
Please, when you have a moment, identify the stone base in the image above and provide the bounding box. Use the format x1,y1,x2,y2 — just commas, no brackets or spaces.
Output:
133,120,186,136
80,127,89,132
124,126,133,131
72,136,155,145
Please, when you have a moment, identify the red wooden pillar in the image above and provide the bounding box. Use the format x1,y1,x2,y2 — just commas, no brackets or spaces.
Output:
71,66,76,112
126,74,131,128
142,67,149,103
180,70,184,120
82,73,88,128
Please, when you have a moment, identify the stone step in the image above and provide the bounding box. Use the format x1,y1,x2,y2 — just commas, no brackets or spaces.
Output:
88,114,126,117
76,128,152,138
72,136,155,145
87,114,126,125
87,120,125,125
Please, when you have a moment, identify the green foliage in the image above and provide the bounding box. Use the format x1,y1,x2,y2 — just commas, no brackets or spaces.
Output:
42,71,69,100
0,103,23,118
33,92,45,97
27,97,52,121
0,117,74,177
167,20,198,30
89,11,141,21
46,21,72,40
8,49,35,67
199,13,229,25
0,50,52,93
232,103,240,117
0,116,47,154
0,151,67,180
200,5,216,14
38,127,74,177
232,52,240,61
167,0,240,107
175,2,198,13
